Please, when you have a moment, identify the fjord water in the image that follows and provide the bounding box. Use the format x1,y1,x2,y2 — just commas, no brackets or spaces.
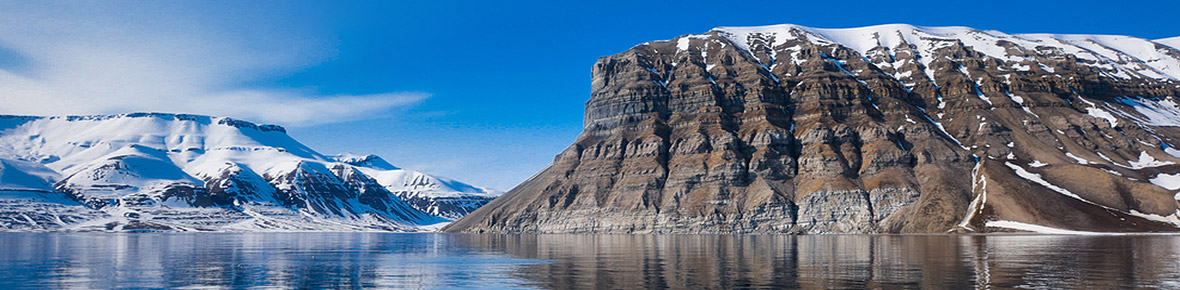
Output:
1,233,1179,289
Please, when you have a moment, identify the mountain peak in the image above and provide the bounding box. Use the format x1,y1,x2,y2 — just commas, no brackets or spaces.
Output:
329,153,399,170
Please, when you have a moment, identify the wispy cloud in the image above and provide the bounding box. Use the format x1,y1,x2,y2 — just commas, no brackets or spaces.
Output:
0,2,422,126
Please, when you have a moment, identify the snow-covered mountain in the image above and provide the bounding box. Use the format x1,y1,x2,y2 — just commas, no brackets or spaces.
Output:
0,113,499,232
1158,36,1180,50
330,153,501,220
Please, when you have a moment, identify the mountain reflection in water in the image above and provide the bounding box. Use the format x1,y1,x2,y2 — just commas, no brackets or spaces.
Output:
1,233,1178,289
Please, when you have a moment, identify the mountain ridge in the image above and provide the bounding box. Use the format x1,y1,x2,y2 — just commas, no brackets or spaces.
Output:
1158,36,1180,49
0,112,499,231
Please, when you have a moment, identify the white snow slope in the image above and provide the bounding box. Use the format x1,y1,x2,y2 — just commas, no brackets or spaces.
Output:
1158,36,1180,50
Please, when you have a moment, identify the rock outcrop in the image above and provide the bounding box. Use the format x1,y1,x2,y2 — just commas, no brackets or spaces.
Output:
446,24,1180,233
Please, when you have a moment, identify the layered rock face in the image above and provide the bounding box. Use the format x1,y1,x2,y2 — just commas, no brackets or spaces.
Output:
447,24,1180,233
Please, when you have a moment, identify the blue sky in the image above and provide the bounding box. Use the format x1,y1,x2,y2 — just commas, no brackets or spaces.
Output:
0,0,1177,190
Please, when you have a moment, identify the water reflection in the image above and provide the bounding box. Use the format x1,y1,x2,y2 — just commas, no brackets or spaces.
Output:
1,233,1179,289
0,233,541,289
453,234,1180,289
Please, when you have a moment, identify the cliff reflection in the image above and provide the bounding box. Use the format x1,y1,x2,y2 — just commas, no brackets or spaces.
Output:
453,234,1180,289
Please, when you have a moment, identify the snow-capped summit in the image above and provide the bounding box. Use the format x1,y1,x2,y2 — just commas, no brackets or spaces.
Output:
0,113,499,232
329,153,400,170
328,153,501,220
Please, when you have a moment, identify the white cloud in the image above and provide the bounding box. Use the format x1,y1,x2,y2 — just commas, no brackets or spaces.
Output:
0,2,421,126
189,90,428,126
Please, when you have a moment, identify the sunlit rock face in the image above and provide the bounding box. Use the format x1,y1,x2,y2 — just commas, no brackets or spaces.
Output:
447,24,1180,234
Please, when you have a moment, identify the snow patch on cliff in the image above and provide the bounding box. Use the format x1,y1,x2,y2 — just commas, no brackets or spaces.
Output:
986,220,1116,235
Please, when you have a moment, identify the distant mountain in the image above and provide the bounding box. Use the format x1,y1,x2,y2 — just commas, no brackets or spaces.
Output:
0,113,499,232
330,154,501,220
1158,36,1180,50
446,24,1180,234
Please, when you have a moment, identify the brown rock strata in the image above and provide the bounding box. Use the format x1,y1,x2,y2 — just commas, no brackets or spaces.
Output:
447,24,1180,233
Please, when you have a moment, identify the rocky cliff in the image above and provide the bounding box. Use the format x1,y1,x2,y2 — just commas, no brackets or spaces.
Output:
446,24,1180,234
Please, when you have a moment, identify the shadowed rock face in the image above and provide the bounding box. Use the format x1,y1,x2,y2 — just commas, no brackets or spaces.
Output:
447,24,1180,234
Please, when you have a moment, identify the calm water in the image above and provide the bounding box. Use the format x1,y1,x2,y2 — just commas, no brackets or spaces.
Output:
1,233,1179,289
